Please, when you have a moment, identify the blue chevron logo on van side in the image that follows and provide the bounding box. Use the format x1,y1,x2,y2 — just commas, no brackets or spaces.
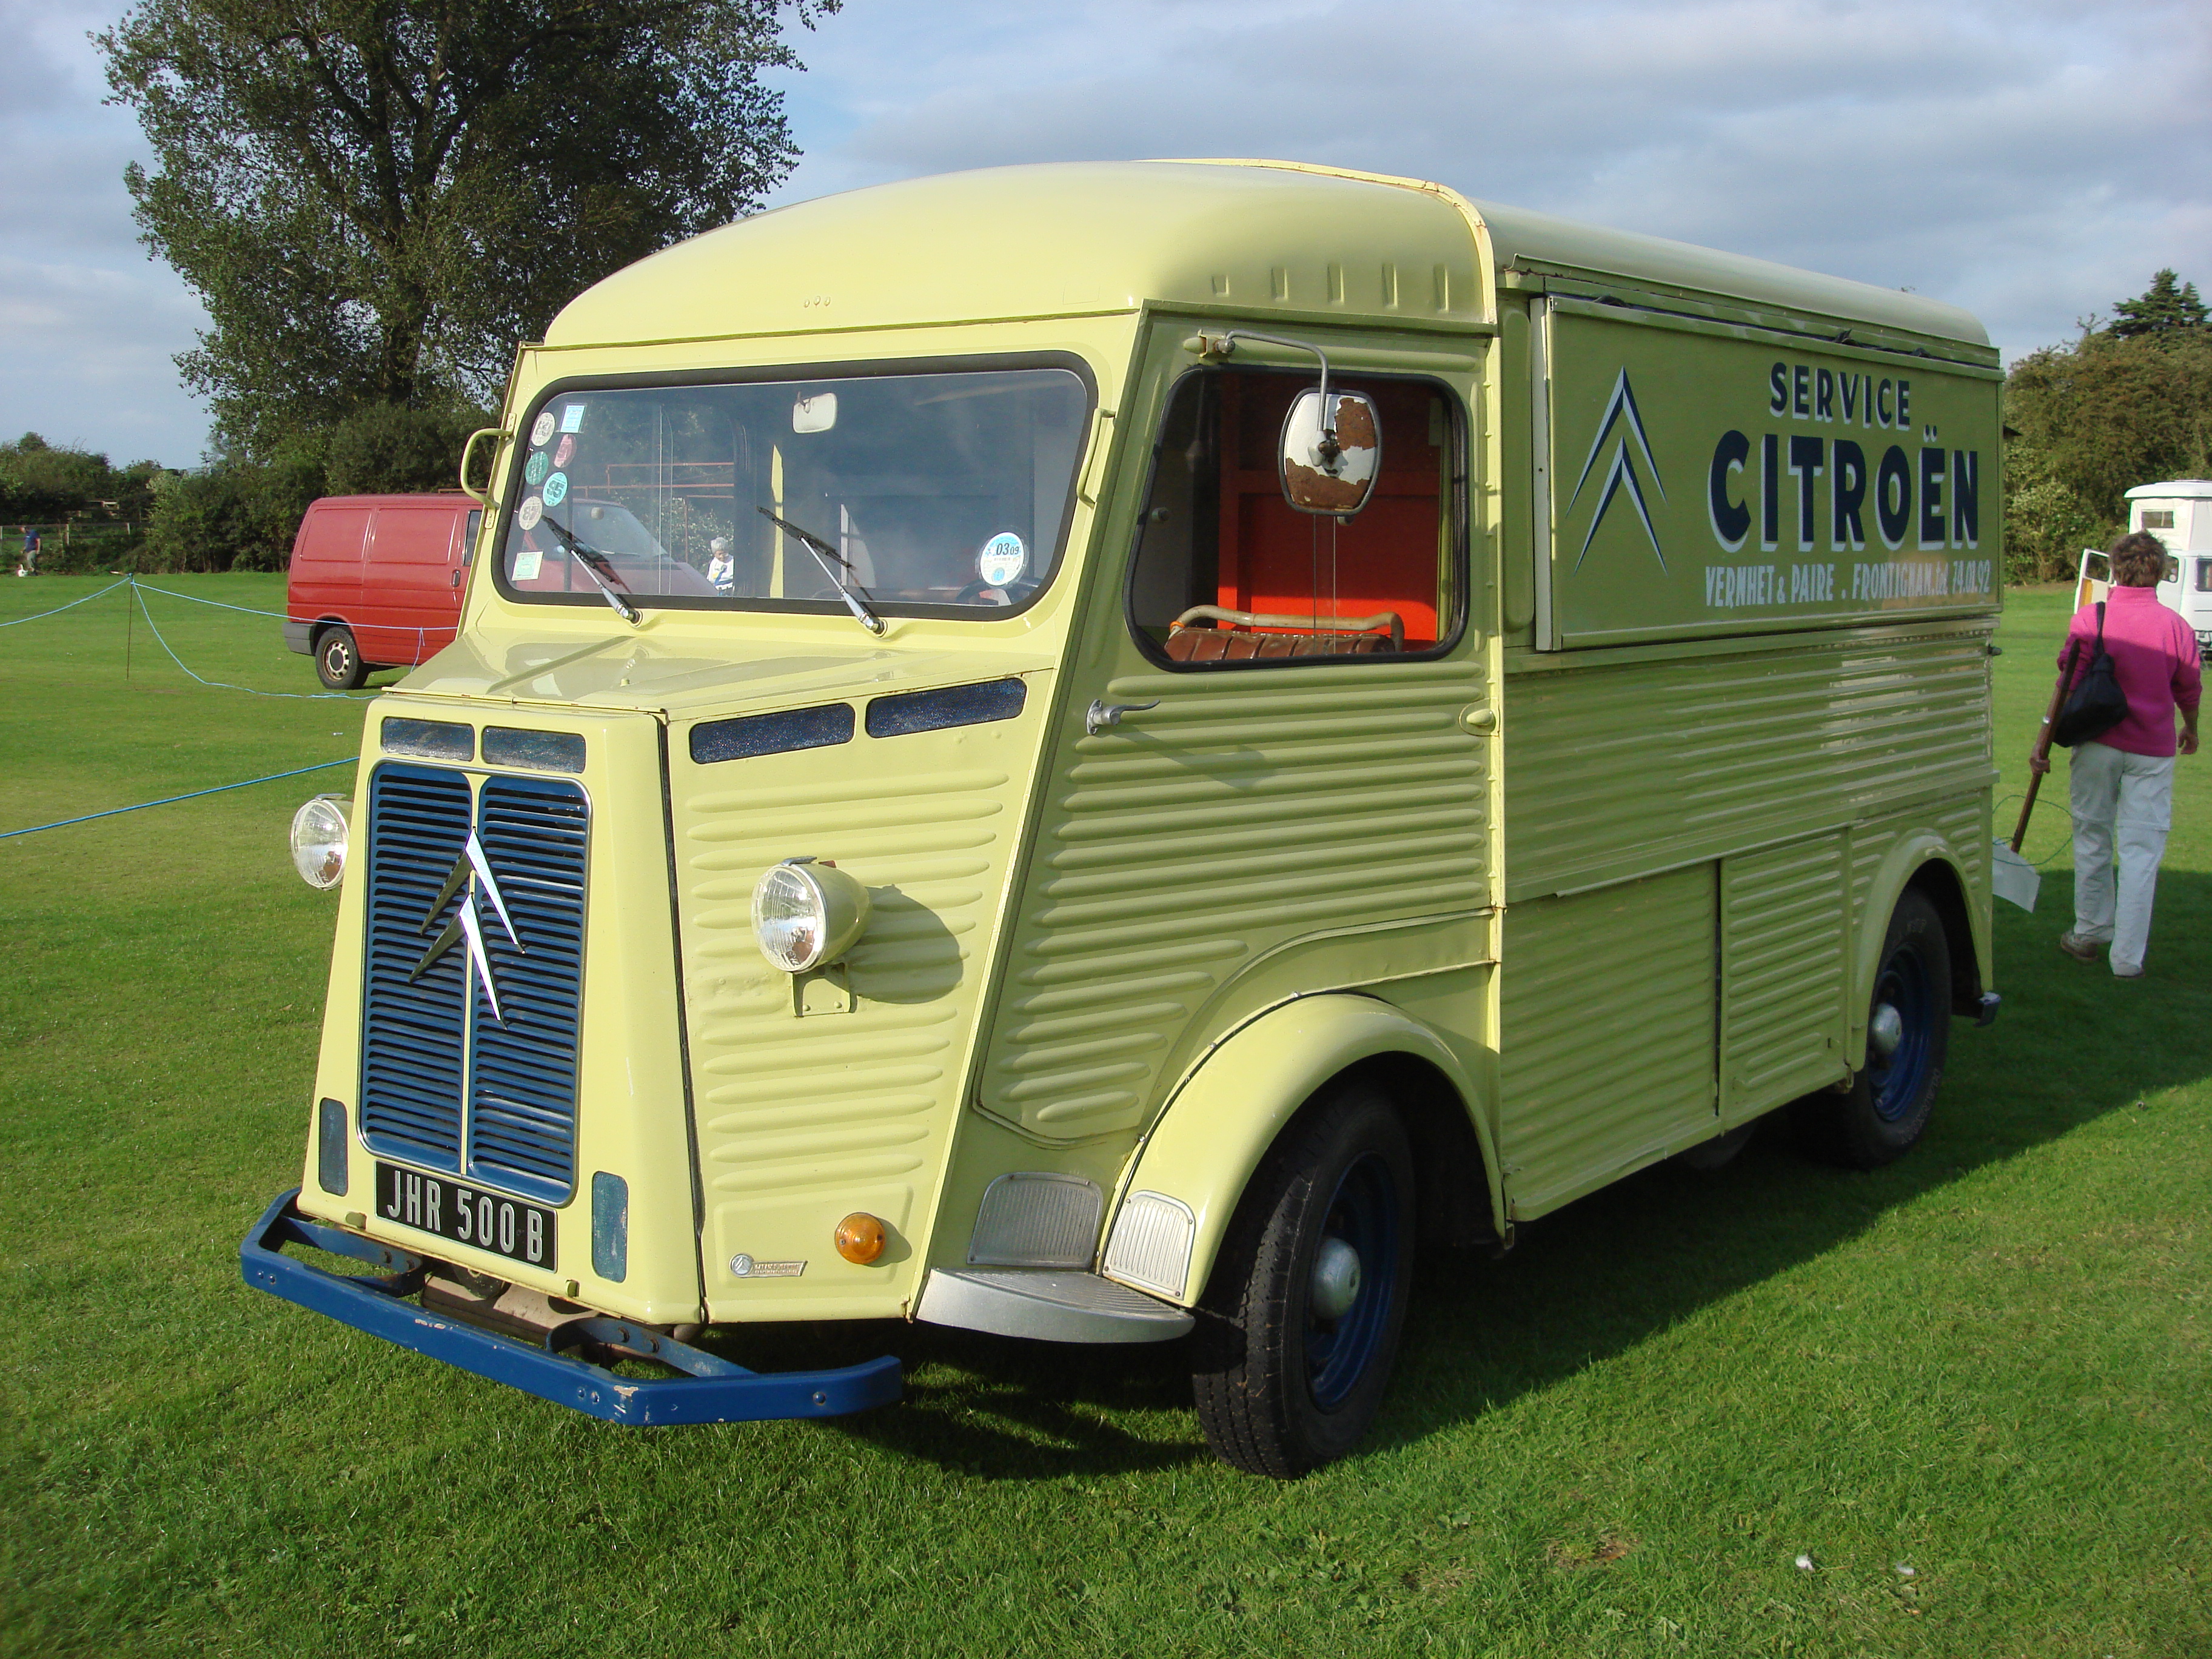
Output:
1569,369,1667,572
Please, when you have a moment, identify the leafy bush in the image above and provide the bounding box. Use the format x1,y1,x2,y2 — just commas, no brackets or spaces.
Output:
139,401,486,572
2002,274,2212,583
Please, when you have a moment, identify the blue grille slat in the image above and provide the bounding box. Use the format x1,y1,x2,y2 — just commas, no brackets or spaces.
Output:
360,766,471,1171
358,762,589,1208
468,775,588,1202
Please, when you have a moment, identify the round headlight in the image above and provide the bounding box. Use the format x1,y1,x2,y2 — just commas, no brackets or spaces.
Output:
290,794,352,890
751,859,870,973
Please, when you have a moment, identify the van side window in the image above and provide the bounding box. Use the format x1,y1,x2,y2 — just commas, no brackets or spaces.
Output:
1128,369,1459,665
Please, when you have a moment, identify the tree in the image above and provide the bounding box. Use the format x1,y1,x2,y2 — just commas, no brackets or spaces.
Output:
100,1,836,458
2104,269,2211,341
2003,276,2212,581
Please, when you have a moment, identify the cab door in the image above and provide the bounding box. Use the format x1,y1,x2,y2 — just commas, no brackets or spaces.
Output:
974,321,1498,1147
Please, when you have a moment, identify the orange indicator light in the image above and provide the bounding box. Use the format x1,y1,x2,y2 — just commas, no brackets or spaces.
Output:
834,1212,888,1265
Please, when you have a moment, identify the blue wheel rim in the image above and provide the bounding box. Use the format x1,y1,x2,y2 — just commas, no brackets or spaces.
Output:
1304,1152,1401,1412
1866,940,1936,1123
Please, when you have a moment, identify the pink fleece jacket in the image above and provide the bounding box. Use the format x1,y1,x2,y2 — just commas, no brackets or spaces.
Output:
2058,585,2202,757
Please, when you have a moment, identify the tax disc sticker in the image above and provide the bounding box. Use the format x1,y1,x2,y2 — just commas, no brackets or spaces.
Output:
513,548,543,581
559,403,586,434
517,495,543,530
523,451,549,486
553,433,575,468
529,411,555,447
541,471,568,508
977,531,1026,587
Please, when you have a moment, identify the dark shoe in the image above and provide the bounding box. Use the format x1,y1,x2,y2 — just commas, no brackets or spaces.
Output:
2058,931,2103,962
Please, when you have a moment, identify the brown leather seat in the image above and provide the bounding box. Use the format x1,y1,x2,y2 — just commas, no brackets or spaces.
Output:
1164,626,1395,662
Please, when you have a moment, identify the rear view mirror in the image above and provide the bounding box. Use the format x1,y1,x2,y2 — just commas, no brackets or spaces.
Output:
793,392,837,434
1279,389,1380,517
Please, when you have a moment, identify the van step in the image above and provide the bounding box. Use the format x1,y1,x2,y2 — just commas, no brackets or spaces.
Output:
917,1267,1193,1344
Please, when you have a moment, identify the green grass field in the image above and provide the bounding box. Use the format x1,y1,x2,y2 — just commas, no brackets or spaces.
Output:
3,576,2207,1658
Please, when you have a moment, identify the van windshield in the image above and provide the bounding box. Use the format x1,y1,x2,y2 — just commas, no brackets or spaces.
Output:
498,366,1091,617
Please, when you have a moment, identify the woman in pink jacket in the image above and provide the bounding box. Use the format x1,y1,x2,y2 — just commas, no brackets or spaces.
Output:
2033,531,2202,977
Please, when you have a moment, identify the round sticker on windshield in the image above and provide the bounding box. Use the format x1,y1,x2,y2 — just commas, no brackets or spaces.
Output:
554,434,576,468
530,412,556,448
517,495,543,530
523,452,549,486
541,471,569,508
977,532,1026,588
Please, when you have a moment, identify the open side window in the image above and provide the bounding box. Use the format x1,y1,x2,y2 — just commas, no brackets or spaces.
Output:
1127,367,1462,667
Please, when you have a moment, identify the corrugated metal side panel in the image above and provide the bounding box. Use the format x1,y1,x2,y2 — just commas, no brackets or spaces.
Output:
1498,865,1716,1216
979,661,1490,1141
1503,630,1992,901
1720,834,1846,1121
674,744,1031,1212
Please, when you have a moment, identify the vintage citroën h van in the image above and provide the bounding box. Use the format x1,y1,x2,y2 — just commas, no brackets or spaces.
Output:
250,161,2002,1476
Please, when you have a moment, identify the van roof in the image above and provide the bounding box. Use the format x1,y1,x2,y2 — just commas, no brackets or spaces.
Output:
2127,480,2212,500
310,494,474,508
545,159,1991,361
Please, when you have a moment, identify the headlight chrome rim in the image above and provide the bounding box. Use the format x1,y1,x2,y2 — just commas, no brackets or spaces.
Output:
751,857,870,973
289,793,352,890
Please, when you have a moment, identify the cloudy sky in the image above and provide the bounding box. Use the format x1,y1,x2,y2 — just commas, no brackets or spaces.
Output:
4,0,2206,466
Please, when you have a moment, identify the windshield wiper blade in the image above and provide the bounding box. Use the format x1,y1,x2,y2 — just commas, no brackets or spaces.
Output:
756,507,885,635
537,514,640,625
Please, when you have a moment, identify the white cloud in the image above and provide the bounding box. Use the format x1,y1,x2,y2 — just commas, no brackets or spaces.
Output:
2,0,2205,464
770,0,2212,364
0,0,210,464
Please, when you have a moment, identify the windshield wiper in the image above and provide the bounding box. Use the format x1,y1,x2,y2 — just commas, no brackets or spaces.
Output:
537,514,640,626
756,507,885,635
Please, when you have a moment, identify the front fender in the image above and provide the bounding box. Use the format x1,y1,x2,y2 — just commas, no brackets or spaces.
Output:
1098,994,1496,1308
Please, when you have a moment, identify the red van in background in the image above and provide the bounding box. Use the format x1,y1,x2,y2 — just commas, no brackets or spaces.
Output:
284,494,482,688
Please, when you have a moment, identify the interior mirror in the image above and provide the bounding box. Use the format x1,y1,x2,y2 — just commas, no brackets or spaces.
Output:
793,392,837,434
1279,389,1380,517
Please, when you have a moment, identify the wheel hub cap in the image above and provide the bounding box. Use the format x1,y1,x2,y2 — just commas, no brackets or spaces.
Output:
1310,1236,1362,1321
1869,1002,1905,1057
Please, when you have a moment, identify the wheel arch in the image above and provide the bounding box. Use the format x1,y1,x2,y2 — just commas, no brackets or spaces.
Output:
1848,836,1983,1068
1099,993,1501,1309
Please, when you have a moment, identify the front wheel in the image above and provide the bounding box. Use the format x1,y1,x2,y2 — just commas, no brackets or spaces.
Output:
1191,1084,1415,1478
1794,886,1951,1168
315,625,369,690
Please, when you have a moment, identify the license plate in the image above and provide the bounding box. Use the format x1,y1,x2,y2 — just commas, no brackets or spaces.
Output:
373,1162,557,1270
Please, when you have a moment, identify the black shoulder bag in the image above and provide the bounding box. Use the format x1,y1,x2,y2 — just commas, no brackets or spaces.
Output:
2051,601,2129,748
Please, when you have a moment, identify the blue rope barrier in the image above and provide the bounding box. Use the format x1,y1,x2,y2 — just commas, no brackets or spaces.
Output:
129,579,294,619
131,584,370,700
1,757,357,841
0,577,131,625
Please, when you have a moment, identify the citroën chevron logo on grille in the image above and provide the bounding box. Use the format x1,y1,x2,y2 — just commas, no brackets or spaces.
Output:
1569,368,1669,572
410,830,524,1022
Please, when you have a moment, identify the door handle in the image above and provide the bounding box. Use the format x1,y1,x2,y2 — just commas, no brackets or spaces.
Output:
1085,698,1159,736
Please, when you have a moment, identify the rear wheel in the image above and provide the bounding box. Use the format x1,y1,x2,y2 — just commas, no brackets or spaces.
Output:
1191,1083,1415,1478
1794,886,1951,1168
315,625,369,690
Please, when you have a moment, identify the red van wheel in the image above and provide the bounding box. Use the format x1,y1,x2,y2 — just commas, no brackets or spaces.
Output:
315,626,369,690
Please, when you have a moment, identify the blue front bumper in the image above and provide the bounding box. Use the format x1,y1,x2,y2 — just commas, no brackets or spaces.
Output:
241,1190,902,1426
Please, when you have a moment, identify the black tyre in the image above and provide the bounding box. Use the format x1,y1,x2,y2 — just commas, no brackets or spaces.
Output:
1191,1084,1415,1478
1794,886,1951,1169
315,625,369,690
